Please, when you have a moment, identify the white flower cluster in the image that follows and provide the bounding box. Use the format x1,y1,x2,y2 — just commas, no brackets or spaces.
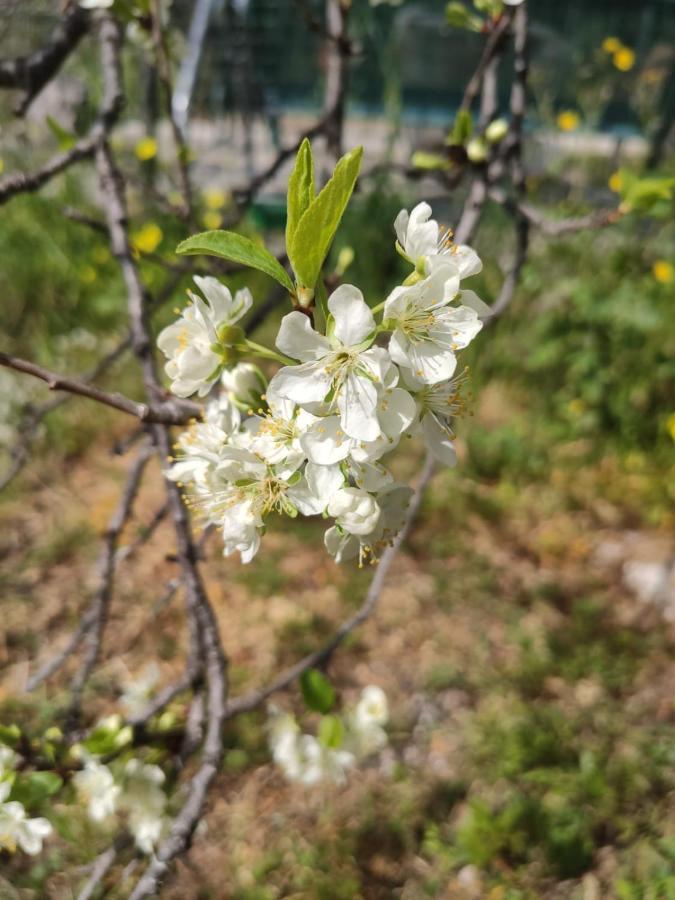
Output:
159,202,489,566
73,757,167,854
0,748,53,856
268,685,389,787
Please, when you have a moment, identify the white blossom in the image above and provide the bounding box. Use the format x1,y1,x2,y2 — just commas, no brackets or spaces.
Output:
167,394,240,488
0,783,52,856
157,276,252,398
296,736,355,787
270,285,394,442
221,362,266,408
73,761,120,823
384,264,482,384
394,201,483,279
347,685,390,756
327,487,381,536
119,663,161,718
121,760,166,855
324,484,413,565
0,747,18,778
403,368,469,466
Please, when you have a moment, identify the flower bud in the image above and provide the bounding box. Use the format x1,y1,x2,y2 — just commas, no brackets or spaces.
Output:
217,324,245,347
222,362,266,407
485,117,508,144
328,488,380,536
466,137,488,163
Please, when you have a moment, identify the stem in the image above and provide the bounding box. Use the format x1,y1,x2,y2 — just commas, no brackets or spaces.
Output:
244,340,295,366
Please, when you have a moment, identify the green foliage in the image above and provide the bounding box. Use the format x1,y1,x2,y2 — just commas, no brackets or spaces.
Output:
300,668,336,714
46,116,76,151
318,714,344,748
476,209,675,453
285,137,315,255
618,169,675,217
288,145,363,291
450,108,473,146
176,230,294,293
9,771,63,810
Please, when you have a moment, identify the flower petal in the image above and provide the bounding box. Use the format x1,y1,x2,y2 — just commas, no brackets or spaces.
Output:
300,415,352,464
275,311,330,361
328,285,375,347
338,372,381,441
268,360,333,406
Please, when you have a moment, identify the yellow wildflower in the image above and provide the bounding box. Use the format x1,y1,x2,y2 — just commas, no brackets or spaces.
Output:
79,266,97,284
202,210,223,230
608,171,623,193
652,260,674,284
203,188,228,210
602,37,622,54
132,223,163,255
134,136,158,162
556,110,580,132
613,48,635,71
667,413,675,442
0,157,4,175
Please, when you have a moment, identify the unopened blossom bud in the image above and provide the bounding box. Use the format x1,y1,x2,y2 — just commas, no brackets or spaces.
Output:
216,323,245,347
485,118,508,144
328,488,380,536
221,362,266,407
466,137,488,163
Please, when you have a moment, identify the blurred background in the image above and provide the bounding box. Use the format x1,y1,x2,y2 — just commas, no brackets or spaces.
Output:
0,1,674,897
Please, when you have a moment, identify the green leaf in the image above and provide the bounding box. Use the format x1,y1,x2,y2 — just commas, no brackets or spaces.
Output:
176,231,294,293
446,2,483,31
300,668,336,714
286,138,315,255
411,151,451,172
46,115,76,151
319,714,344,749
0,724,21,747
10,771,63,809
450,109,474,146
618,170,675,216
289,146,363,290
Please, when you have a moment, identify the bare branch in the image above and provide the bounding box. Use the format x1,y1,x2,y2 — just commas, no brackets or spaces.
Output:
0,352,200,426
27,445,153,694
66,444,155,722
488,189,622,235
458,12,512,115
0,3,90,115
0,8,122,207
150,0,193,220
490,2,529,319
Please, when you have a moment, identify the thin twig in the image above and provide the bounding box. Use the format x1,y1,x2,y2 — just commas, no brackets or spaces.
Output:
66,444,155,723
27,445,153,694
0,352,199,426
0,3,90,115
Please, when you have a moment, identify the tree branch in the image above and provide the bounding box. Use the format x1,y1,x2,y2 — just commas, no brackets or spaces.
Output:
0,352,199,426
0,3,90,115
